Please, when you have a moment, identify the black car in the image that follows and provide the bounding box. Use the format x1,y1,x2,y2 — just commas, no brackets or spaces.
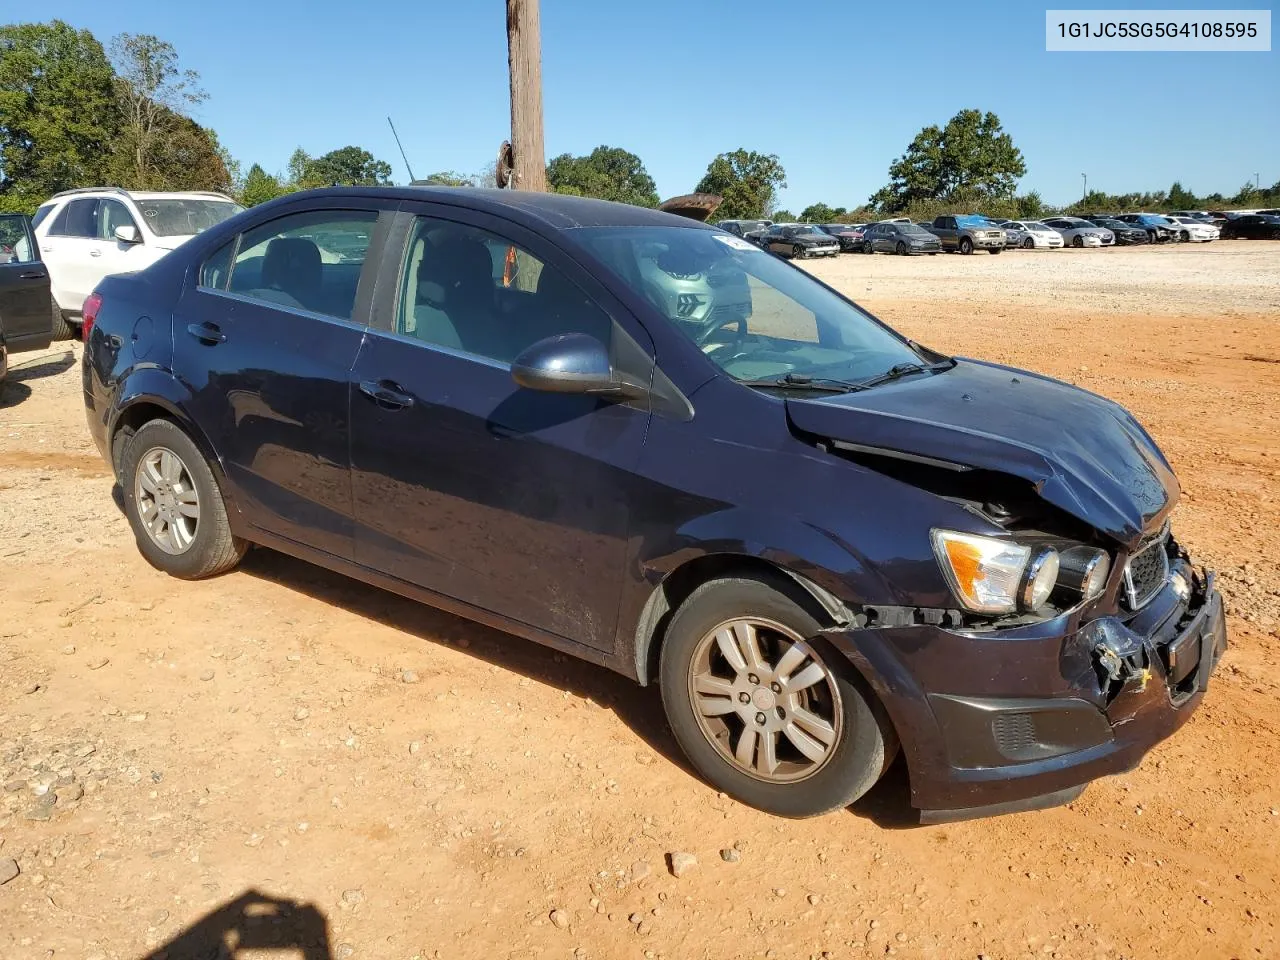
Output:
1086,218,1150,245
817,224,862,252
716,219,773,247
758,223,840,259
861,222,942,255
1114,214,1180,243
0,213,55,380
83,187,1226,821
1221,214,1280,240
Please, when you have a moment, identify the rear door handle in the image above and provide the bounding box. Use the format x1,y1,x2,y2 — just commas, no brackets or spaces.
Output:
186,322,227,344
19,270,47,280
359,379,414,410
89,249,102,258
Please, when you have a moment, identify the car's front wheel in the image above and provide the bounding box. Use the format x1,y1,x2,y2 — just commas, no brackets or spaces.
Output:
50,301,74,340
659,577,895,818
896,241,907,256
121,419,246,579
791,244,805,259
1022,237,1034,249
959,237,973,255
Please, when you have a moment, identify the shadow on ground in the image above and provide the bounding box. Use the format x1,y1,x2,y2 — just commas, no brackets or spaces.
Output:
236,547,924,827
140,889,331,960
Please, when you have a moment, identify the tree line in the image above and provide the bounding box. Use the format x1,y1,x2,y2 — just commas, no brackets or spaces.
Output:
2,22,1273,221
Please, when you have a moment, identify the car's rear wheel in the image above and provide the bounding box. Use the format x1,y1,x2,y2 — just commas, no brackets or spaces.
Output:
1022,236,1034,249
50,302,74,340
959,237,973,255
659,577,895,818
121,419,246,579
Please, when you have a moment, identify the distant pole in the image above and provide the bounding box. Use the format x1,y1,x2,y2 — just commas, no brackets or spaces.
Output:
1256,172,1261,191
507,0,547,192
1081,173,1087,203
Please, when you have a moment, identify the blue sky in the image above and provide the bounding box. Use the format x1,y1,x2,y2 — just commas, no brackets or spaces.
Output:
33,0,1279,208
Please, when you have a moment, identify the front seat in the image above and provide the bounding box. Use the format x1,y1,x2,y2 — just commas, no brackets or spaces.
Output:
260,238,322,311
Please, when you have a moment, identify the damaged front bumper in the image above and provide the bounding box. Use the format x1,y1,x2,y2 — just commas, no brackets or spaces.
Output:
824,566,1227,822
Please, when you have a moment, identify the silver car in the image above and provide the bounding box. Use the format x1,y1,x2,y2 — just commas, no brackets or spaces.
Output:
1002,220,1065,249
1042,216,1115,248
636,237,753,339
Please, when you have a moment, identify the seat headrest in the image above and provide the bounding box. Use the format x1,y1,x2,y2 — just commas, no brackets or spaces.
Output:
262,237,321,295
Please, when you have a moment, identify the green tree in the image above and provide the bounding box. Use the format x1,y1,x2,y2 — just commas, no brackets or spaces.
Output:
546,146,659,207
799,202,847,223
304,146,392,187
1231,180,1258,205
695,150,787,220
0,20,119,212
109,33,207,189
240,163,284,206
870,109,1026,213
286,147,316,188
771,209,795,223
1167,181,1198,209
141,109,229,192
418,171,472,187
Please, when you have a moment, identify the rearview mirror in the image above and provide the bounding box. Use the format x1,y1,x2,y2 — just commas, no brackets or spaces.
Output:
114,225,141,244
512,333,636,397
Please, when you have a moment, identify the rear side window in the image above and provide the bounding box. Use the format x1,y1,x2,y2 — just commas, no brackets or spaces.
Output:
52,198,99,238
31,204,54,232
46,203,71,236
216,209,377,320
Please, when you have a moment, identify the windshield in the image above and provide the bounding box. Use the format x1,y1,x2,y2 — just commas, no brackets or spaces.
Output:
135,198,243,237
575,226,924,384
1030,222,1054,232
899,224,933,236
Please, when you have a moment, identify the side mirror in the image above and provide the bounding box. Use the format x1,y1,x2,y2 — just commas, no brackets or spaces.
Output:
114,225,141,244
512,333,636,397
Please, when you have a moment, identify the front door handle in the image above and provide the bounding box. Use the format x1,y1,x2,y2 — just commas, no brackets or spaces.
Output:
89,249,102,258
186,322,227,345
359,379,414,410
19,270,47,280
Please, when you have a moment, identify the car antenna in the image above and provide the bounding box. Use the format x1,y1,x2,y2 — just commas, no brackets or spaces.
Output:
387,116,417,183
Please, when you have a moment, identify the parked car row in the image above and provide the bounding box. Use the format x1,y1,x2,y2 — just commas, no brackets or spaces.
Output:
716,208,1280,259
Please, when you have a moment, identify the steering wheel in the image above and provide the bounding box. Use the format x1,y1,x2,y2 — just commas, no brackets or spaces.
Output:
694,310,749,349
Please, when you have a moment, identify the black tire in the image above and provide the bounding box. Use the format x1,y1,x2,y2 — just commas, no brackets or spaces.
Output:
959,237,973,255
658,576,896,818
1180,230,1190,242
895,241,907,256
1022,237,1034,249
120,419,246,579
50,301,74,340
862,241,874,254
988,246,1002,255
1072,235,1083,248
791,244,804,259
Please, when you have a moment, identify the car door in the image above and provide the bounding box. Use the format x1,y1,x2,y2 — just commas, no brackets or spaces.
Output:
348,205,653,651
170,198,392,559
40,197,101,312
95,198,152,281
0,214,53,353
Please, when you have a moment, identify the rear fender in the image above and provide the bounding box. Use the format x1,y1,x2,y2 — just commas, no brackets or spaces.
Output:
111,369,243,528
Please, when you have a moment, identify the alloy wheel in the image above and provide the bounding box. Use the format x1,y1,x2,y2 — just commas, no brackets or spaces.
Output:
687,617,843,783
134,446,201,555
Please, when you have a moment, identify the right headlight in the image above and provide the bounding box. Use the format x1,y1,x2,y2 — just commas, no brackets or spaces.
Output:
930,530,1060,615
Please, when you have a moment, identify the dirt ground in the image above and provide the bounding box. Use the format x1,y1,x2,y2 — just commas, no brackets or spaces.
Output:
1,241,1278,960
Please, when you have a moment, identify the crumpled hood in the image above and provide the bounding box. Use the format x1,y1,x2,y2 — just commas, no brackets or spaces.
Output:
784,359,1178,550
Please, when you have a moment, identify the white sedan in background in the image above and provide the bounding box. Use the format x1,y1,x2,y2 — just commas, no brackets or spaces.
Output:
1042,216,1115,247
1166,216,1220,242
1002,220,1065,249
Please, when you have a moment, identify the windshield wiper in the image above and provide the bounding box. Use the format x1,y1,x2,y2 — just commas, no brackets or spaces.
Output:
854,358,956,390
737,372,864,394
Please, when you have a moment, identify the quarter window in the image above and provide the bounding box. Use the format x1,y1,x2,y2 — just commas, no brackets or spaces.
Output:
397,217,612,364
217,209,377,320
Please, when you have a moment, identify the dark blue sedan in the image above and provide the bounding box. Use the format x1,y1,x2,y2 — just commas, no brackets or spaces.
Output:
83,187,1225,820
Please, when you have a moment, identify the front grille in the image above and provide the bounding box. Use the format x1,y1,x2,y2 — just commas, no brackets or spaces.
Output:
1124,525,1171,609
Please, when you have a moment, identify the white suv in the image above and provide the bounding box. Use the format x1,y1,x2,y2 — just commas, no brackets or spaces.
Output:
32,188,243,336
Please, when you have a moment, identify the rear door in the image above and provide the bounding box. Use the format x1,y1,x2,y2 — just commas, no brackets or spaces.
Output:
0,214,53,352
171,198,393,558
348,204,653,650
40,197,102,312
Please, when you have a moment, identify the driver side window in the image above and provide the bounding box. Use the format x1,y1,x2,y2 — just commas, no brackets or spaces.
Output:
397,217,613,365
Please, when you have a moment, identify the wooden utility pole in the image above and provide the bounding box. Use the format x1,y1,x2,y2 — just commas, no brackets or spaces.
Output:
506,0,546,191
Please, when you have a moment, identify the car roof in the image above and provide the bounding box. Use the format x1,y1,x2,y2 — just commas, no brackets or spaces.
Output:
272,186,715,232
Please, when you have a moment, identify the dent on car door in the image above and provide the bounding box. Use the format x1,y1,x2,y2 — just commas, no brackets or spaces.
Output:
0,214,53,352
349,208,653,651
171,202,391,557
